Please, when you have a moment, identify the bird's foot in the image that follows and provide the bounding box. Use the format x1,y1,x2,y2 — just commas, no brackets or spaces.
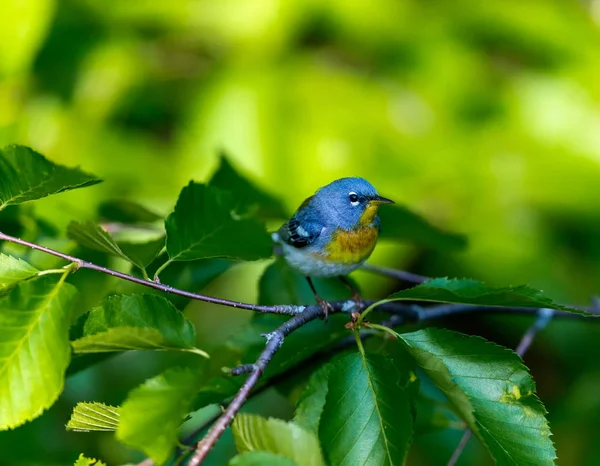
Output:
316,296,333,322
350,290,363,312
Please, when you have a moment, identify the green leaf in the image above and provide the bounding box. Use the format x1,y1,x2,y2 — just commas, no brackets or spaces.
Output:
73,453,107,466
232,414,325,466
165,182,273,262
98,199,162,223
209,154,288,219
71,327,207,357
0,274,77,430
318,353,414,466
0,253,39,292
0,145,101,211
229,452,297,466
293,364,332,434
67,221,163,270
400,328,557,466
118,237,165,269
116,367,200,465
378,204,467,251
66,402,120,432
384,277,592,316
71,294,207,357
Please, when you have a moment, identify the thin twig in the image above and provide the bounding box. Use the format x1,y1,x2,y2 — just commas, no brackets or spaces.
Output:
187,305,324,465
447,430,473,466
0,231,301,315
515,308,555,357
446,308,555,466
361,263,430,283
1,231,594,321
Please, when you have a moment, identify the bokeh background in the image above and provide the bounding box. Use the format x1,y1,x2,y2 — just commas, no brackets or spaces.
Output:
1,0,600,465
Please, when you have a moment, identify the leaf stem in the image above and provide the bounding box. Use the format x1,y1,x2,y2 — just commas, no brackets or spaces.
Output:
36,268,71,276
353,329,366,356
153,259,172,280
365,322,401,340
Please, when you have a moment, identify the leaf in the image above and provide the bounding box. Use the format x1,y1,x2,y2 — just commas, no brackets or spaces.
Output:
293,364,332,434
71,327,207,357
0,253,39,292
118,237,165,269
116,367,200,465
378,204,467,251
71,294,207,357
209,154,288,219
67,221,163,270
229,451,297,466
0,274,77,430
98,199,162,223
66,402,120,432
318,353,414,466
400,328,557,466
73,453,107,466
0,145,101,210
164,182,273,262
232,414,325,466
384,277,592,316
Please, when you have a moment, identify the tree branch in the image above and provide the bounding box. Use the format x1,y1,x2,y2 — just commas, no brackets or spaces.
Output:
0,231,303,314
446,307,555,466
360,263,430,283
1,231,594,321
187,305,324,466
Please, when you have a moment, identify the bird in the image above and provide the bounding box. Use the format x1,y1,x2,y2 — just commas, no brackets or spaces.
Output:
272,177,393,319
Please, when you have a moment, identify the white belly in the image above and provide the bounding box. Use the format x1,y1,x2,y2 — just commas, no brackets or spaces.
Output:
279,241,362,277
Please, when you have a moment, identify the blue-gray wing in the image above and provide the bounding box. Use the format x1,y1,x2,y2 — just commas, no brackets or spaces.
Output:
277,201,323,248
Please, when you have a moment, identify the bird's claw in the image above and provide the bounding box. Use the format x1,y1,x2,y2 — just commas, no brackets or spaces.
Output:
351,291,363,312
316,297,333,322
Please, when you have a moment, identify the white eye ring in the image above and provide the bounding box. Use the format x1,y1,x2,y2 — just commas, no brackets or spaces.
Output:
348,192,360,206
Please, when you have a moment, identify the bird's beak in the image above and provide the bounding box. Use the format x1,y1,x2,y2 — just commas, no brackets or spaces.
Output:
369,195,394,205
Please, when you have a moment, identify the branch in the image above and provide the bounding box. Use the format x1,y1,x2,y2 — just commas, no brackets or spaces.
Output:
446,308,555,466
0,231,301,314
1,231,595,321
360,263,430,283
187,305,324,466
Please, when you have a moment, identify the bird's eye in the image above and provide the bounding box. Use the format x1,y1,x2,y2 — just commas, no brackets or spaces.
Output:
348,192,359,206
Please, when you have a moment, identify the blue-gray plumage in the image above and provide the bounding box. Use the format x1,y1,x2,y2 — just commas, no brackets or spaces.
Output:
272,177,393,318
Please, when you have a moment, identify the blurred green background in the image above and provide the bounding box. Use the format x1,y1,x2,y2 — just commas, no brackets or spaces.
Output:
2,0,600,464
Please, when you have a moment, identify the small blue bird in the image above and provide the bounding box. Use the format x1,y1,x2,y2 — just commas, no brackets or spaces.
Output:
272,177,393,317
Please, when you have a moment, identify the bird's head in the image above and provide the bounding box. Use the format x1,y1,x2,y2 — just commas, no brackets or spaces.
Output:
312,177,394,230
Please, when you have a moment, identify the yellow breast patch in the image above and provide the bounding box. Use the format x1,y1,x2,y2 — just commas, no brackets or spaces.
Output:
318,226,379,264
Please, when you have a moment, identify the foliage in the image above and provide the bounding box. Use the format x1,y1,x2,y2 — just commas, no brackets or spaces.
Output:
399,328,557,465
0,146,589,466
66,402,120,432
73,454,106,466
232,414,325,466
0,273,78,430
